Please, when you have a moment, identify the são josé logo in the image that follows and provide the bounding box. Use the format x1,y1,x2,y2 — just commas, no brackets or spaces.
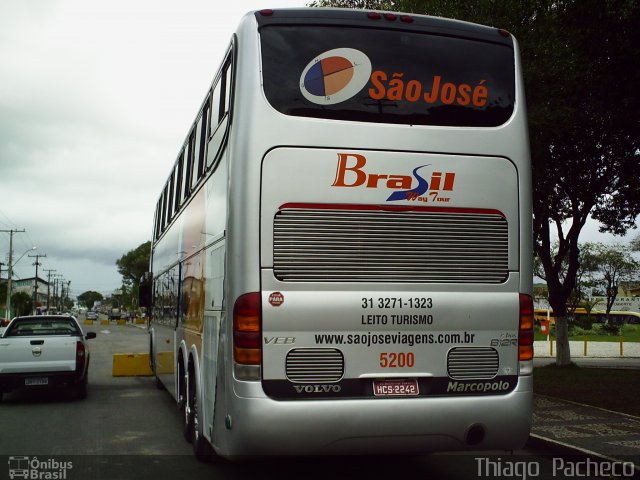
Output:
300,48,372,105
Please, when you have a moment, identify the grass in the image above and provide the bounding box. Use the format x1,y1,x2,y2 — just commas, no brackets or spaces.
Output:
533,364,640,416
534,323,640,342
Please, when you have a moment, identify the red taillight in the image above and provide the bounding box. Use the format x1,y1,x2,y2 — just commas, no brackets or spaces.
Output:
367,12,382,20
519,294,534,361
259,9,274,16
498,28,510,38
384,13,397,21
400,15,414,23
233,293,261,365
76,341,86,361
76,341,86,370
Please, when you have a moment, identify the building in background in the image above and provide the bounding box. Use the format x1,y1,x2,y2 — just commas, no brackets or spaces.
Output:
12,276,49,313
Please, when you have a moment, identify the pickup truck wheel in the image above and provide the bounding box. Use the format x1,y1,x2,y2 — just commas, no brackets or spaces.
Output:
76,373,88,400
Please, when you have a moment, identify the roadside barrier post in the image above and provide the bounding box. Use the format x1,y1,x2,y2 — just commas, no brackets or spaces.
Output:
583,335,588,357
549,335,554,356
620,335,624,357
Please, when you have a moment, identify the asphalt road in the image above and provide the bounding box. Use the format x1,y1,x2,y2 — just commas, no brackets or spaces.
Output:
0,321,626,480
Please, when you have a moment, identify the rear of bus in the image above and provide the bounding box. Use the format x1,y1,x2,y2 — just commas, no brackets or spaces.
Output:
224,9,533,456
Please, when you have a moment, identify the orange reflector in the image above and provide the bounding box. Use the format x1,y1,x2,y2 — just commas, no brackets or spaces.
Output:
234,347,261,365
519,345,534,361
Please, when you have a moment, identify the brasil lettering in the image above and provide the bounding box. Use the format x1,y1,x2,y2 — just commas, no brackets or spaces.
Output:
369,71,488,107
332,152,456,202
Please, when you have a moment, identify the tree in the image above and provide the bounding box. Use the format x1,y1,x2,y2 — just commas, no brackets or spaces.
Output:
0,281,6,311
534,242,599,312
585,243,639,320
116,241,151,288
309,0,640,365
11,291,32,317
78,291,104,310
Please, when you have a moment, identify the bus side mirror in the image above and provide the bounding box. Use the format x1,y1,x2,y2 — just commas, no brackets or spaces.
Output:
139,272,152,312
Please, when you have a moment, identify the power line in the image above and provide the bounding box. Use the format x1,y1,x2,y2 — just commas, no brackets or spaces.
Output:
0,209,17,228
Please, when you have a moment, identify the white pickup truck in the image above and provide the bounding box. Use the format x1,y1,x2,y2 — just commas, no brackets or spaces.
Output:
0,315,96,401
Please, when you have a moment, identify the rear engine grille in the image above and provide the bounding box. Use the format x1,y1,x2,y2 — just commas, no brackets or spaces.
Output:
447,347,499,380
286,348,344,383
273,206,508,283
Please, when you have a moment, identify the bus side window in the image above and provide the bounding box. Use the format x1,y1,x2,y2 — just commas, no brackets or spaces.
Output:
153,201,161,240
183,132,194,199
189,130,199,191
174,150,184,212
160,186,168,233
197,97,210,174
167,168,175,223
207,56,232,169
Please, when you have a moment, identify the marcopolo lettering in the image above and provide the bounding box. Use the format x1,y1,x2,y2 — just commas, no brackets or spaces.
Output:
293,384,342,393
447,381,510,393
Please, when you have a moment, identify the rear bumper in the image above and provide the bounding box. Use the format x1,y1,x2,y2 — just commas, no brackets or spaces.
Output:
216,375,533,457
0,370,85,392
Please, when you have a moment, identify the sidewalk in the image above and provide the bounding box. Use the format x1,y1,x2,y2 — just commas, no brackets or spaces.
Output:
532,394,640,468
534,339,640,358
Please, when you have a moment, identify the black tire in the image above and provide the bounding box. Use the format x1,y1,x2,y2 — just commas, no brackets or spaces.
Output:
182,366,194,443
76,373,88,400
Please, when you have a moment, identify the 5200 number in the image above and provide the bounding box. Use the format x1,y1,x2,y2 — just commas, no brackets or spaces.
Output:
379,352,415,368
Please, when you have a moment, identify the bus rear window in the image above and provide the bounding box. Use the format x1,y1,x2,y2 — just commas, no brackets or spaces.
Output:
260,26,515,127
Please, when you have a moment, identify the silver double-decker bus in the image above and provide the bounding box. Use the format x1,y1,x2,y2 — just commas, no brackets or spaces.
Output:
143,8,534,460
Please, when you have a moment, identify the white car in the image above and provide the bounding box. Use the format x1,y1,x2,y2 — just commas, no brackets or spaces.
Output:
0,315,96,401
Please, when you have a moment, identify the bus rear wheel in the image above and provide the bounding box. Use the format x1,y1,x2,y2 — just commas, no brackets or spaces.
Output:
180,362,193,443
190,383,215,462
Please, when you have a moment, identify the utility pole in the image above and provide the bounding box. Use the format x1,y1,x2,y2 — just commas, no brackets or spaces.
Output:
1,228,25,319
66,280,71,312
0,262,4,309
29,253,46,314
44,269,56,314
58,277,65,312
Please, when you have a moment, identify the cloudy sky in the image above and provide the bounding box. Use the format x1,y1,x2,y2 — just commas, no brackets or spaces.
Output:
0,0,305,298
1,1,637,300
